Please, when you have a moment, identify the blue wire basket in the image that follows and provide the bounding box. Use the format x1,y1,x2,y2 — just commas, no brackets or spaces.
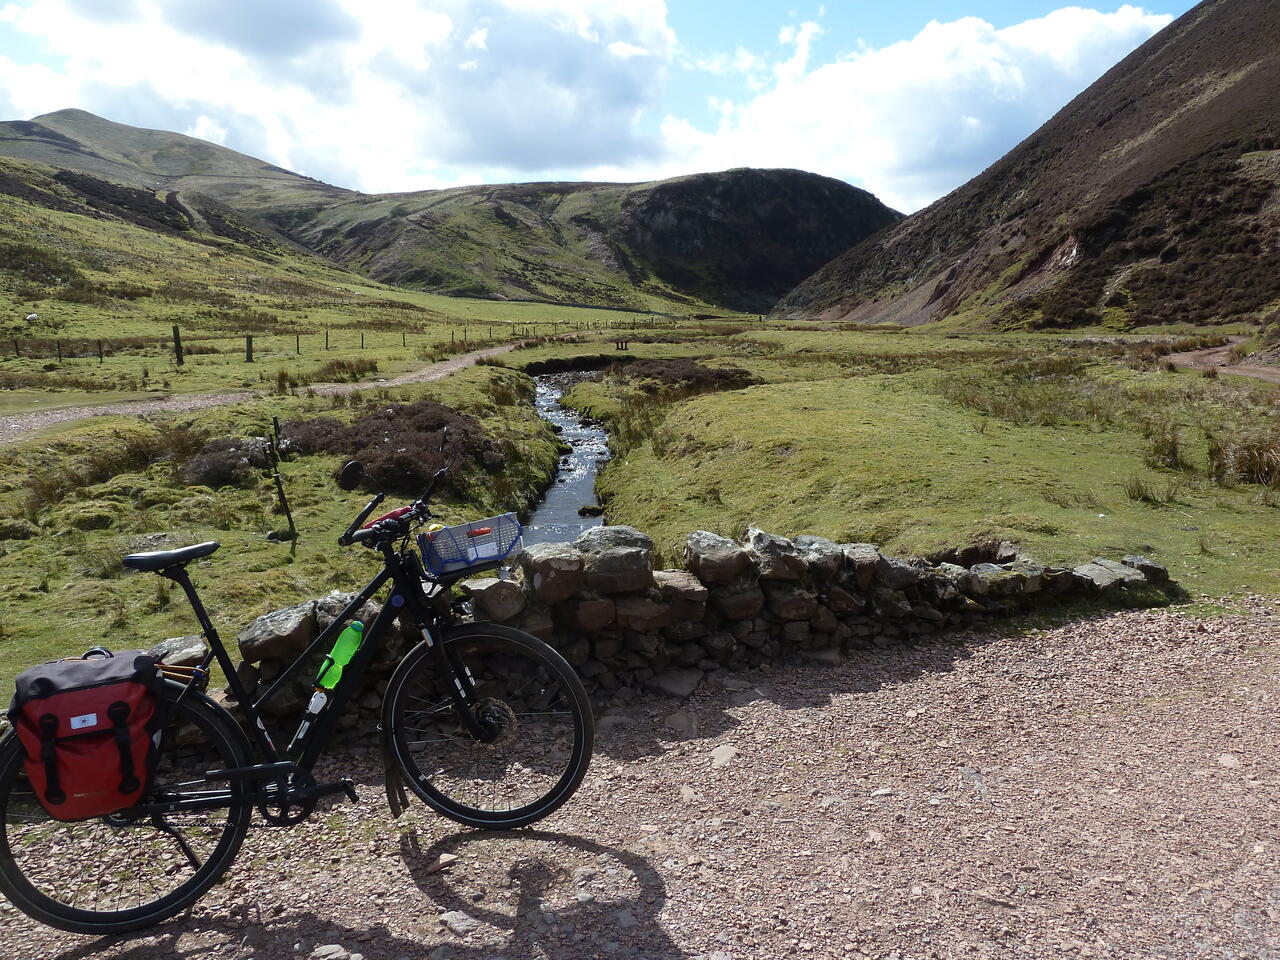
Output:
417,513,524,576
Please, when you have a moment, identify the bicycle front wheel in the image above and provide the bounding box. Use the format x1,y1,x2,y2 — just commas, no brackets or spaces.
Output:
383,622,594,829
0,682,251,934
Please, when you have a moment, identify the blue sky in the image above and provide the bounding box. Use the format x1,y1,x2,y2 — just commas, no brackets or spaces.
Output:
0,1,1198,211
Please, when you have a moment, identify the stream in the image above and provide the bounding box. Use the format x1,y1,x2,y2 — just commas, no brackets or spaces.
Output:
522,373,609,546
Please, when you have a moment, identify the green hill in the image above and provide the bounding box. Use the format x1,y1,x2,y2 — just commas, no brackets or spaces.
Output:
775,0,1280,332
0,110,901,313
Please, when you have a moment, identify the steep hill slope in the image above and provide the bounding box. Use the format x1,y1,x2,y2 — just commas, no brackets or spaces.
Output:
775,0,1280,330
0,111,900,312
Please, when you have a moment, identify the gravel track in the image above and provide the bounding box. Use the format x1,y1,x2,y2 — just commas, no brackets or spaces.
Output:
1166,339,1280,385
3,603,1278,959
0,342,523,445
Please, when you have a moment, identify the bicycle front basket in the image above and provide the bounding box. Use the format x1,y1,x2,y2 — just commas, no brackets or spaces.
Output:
418,513,523,576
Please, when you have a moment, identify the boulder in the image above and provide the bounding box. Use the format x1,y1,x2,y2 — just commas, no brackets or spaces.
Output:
644,668,703,699
654,570,708,622
1002,561,1045,593
745,528,808,581
314,590,382,633
840,544,880,590
515,543,584,604
792,535,843,579
1072,559,1143,592
615,596,673,633
826,585,866,614
465,577,527,622
574,526,653,594
562,597,616,632
237,601,317,664
871,588,913,619
516,605,556,642
877,555,921,590
810,604,838,634
149,634,208,667
765,583,819,621
1123,555,1169,582
684,531,751,584
962,563,1025,598
710,579,766,620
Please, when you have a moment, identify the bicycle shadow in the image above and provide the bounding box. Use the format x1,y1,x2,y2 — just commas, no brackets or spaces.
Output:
400,828,686,959
39,830,685,960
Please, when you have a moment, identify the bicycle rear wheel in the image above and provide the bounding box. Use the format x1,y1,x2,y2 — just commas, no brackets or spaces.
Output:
0,682,251,934
383,622,594,829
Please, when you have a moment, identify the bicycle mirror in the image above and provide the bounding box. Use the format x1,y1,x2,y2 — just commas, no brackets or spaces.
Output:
336,460,365,491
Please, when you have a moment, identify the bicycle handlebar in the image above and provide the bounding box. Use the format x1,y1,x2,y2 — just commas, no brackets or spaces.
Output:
338,492,385,546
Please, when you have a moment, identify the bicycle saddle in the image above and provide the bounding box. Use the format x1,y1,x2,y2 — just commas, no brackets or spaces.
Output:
122,541,220,572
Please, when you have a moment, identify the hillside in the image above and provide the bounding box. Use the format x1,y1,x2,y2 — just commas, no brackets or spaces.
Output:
775,0,1280,331
0,110,900,313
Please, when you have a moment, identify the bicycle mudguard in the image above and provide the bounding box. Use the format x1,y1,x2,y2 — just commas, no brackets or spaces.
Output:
379,726,409,818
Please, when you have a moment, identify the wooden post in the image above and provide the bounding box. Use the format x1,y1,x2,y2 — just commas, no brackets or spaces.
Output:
97,340,104,363
12,339,19,357
172,325,184,366
401,331,406,348
296,333,301,355
55,340,62,361
272,415,283,453
325,329,329,351
360,332,364,350
451,329,455,344
245,335,254,363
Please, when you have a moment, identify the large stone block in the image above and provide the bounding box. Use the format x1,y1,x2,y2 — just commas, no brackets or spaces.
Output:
149,634,208,667
516,543,584,604
765,583,819,621
840,544,881,590
826,585,866,614
615,595,673,633
574,526,653,594
465,577,527,622
654,569,708,622
792,535,843,579
746,528,808,581
684,530,751,584
237,601,317,664
710,579,765,620
561,596,616,632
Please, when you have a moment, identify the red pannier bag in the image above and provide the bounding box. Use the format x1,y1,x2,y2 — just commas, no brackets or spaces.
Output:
7,649,164,821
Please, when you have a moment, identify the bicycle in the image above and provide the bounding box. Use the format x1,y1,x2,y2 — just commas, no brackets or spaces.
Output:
0,457,594,934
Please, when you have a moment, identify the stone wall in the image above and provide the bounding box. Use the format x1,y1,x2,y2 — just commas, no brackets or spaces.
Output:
181,526,1174,729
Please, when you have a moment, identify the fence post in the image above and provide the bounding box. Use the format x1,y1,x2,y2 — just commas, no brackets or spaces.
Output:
172,325,184,366
55,340,62,362
296,334,301,355
325,329,329,351
97,340,104,363
402,331,406,348
245,335,254,363
360,332,364,350
12,339,18,357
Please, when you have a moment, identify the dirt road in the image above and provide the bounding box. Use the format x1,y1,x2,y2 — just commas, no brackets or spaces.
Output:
4,602,1278,959
1166,337,1280,385
0,341,525,445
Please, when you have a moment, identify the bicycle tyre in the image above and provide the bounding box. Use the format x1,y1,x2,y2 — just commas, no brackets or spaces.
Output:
0,681,251,934
383,622,594,829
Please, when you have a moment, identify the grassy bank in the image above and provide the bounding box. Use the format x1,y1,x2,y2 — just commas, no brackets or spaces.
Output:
566,330,1280,595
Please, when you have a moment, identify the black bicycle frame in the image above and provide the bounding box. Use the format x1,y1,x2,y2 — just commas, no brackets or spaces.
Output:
144,542,486,816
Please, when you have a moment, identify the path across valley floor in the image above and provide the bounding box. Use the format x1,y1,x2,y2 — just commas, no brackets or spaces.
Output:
0,341,525,445
3,602,1277,958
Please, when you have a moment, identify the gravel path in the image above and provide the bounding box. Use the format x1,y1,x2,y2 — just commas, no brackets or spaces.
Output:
0,342,524,445
3,602,1278,959
1166,339,1280,385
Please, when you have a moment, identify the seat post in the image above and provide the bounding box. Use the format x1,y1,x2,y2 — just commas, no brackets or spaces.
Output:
162,565,232,673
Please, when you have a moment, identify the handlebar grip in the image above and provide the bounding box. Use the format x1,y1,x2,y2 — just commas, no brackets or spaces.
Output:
339,492,385,545
348,526,382,544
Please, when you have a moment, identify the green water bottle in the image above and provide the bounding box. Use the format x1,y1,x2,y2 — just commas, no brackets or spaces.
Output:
316,621,364,690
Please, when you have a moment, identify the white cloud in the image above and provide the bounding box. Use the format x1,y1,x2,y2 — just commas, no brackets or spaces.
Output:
0,1,1172,211
660,5,1172,211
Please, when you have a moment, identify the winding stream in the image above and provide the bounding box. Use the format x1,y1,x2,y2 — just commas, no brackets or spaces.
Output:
522,373,609,546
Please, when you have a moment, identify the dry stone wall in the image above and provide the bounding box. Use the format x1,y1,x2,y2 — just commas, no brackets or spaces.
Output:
165,525,1174,730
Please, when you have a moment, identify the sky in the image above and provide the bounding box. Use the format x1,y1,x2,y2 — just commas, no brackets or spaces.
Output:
0,0,1198,212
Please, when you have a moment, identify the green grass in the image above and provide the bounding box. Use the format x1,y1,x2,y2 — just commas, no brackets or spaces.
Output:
571,330,1280,593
